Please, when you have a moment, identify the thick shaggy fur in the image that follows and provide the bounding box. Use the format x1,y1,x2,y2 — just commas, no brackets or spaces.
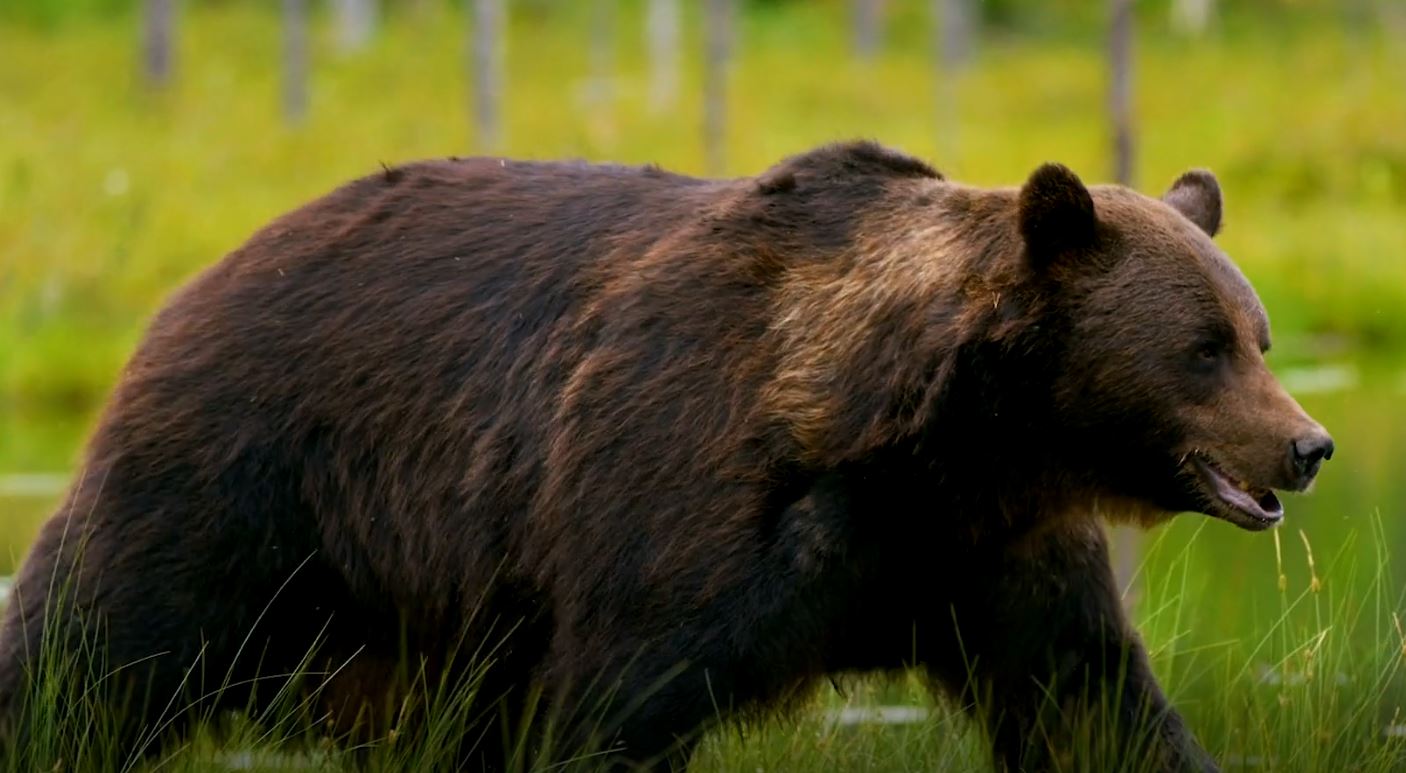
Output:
0,141,1329,771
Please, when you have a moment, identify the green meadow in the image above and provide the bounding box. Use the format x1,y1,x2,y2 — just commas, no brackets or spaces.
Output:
2,1,1405,769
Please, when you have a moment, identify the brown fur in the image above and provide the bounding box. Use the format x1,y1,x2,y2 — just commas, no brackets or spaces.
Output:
0,141,1330,771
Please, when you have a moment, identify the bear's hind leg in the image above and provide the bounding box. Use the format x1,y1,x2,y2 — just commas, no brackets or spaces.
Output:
0,489,355,766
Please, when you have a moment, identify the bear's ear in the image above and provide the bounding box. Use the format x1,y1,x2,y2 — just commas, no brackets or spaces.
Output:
1162,169,1222,237
1018,163,1097,271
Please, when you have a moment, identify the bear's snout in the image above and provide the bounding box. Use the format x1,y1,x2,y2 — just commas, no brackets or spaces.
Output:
1288,429,1334,490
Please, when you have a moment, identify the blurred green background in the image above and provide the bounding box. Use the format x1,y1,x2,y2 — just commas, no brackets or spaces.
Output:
1,0,1405,766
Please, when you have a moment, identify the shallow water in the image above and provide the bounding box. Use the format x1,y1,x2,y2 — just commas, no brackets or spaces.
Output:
1133,358,1405,618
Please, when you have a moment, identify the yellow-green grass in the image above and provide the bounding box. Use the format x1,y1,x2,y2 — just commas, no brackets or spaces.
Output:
2,514,1402,772
2,5,1405,768
2,0,1402,585
2,3,1404,417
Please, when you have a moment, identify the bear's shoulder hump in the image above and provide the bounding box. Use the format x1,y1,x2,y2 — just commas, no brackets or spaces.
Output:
756,141,942,195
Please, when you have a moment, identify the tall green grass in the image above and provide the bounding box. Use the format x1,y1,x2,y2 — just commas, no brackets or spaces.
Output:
2,3,1403,769
1129,516,1406,772
0,515,1401,771
700,518,1406,772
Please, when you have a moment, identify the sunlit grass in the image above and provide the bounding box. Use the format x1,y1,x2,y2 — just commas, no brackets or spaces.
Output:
1,515,1401,771
1,3,1404,416
1,5,1404,768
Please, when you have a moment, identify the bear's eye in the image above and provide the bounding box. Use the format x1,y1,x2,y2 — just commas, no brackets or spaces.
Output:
1190,340,1225,370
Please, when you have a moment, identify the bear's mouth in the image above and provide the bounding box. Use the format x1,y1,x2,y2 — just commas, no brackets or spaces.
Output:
1191,454,1283,531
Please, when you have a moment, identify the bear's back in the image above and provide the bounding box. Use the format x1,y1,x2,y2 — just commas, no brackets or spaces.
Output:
82,146,947,608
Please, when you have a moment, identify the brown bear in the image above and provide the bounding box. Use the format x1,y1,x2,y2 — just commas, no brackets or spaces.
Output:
0,141,1333,771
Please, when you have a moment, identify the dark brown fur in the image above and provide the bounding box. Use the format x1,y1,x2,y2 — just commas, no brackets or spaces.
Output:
0,141,1330,771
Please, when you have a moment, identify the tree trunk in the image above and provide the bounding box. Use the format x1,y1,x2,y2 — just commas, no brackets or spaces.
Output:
589,0,615,110
646,0,680,113
283,0,309,124
469,0,505,152
335,0,378,52
1108,0,1139,601
939,0,973,68
932,0,973,162
854,0,883,60
1384,0,1401,30
142,0,174,87
1109,0,1134,187
703,0,732,175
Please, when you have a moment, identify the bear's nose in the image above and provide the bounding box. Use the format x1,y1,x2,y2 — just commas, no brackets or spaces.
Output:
1290,431,1334,483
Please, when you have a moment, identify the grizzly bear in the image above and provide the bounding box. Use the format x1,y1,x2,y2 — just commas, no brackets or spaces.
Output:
0,141,1332,771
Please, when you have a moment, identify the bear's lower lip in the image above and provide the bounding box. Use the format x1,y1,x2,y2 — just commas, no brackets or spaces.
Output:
1193,456,1284,531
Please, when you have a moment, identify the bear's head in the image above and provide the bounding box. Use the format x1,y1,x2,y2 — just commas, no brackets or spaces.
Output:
1018,164,1333,531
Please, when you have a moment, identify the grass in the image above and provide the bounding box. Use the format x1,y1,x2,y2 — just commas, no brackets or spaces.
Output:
1,515,1403,771
3,3,1402,544
1,2,1404,420
3,1,1406,769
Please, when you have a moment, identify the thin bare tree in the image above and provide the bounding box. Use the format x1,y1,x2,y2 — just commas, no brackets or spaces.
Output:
939,0,974,68
1385,0,1401,29
854,0,883,60
335,0,378,53
142,0,174,87
1109,0,1139,600
704,0,732,175
646,0,681,114
1109,0,1134,187
588,0,616,111
1386,0,1406,43
932,0,974,161
283,0,309,124
469,0,505,152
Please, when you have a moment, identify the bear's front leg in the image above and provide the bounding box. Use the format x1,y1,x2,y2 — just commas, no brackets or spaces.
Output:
929,521,1218,773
